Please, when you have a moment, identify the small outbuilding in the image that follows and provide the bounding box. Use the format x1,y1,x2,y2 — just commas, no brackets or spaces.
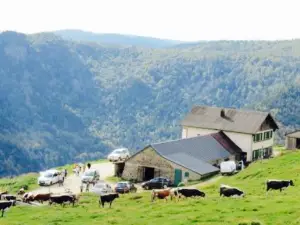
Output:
122,131,245,185
285,130,300,150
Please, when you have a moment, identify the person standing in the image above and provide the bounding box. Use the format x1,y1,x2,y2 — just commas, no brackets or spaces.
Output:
75,166,80,176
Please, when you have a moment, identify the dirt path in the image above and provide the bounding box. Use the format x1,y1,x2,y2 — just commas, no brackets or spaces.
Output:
32,162,114,195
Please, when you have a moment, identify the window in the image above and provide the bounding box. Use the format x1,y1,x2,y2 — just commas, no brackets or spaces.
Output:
252,149,263,160
253,133,262,142
253,131,273,142
184,172,189,178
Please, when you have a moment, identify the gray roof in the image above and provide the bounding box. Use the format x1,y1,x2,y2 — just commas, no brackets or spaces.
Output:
286,130,300,138
181,105,279,134
162,152,219,175
150,133,237,175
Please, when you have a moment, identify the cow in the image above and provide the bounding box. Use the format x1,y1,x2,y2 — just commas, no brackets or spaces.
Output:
177,188,205,199
266,179,294,192
151,188,178,202
33,193,52,203
99,193,119,208
0,191,8,200
49,195,76,207
220,184,244,197
1,194,16,201
23,192,35,203
17,188,25,196
0,200,16,217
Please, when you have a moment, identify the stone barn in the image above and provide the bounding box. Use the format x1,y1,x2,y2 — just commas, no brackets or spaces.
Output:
122,131,244,185
285,130,300,150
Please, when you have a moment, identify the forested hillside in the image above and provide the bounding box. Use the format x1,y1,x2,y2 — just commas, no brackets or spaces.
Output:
54,29,183,48
1,31,300,176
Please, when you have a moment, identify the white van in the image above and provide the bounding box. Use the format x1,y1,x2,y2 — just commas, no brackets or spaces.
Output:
38,169,63,186
220,161,244,175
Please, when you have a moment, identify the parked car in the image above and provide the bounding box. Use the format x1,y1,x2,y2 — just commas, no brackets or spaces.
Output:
220,160,244,175
107,148,130,162
141,177,172,190
81,169,100,184
91,181,113,195
38,169,63,186
115,181,137,194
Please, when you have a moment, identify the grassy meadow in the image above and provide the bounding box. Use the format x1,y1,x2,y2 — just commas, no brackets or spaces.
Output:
2,151,300,224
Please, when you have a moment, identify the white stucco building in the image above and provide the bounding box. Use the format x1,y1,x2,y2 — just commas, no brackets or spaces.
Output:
181,105,279,162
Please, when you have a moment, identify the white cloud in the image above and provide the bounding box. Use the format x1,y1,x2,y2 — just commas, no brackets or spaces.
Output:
0,0,299,41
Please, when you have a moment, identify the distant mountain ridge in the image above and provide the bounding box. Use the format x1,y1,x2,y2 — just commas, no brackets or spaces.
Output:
53,29,185,48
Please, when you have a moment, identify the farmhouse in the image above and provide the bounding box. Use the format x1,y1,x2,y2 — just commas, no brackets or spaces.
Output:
285,130,300,150
122,131,244,185
181,105,279,162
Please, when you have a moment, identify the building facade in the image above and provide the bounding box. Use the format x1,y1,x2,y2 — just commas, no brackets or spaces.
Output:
122,131,243,185
181,106,279,162
285,131,300,150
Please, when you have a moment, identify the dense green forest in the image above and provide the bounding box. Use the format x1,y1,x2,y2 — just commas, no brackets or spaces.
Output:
1,31,300,176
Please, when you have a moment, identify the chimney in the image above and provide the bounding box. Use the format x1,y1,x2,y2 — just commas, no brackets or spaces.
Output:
220,109,225,118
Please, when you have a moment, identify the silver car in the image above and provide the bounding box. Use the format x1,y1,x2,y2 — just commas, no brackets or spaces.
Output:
81,169,100,184
91,182,113,195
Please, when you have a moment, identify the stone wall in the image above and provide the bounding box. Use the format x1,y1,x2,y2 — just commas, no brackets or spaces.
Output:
122,147,202,182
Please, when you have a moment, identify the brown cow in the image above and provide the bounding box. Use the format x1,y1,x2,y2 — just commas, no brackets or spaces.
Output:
151,188,178,202
33,193,52,203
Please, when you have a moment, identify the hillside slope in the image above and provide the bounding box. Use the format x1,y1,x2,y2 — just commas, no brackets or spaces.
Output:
54,29,184,48
2,151,300,224
2,31,300,175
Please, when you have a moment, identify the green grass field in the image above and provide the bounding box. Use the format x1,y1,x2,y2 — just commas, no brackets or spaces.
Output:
2,151,300,225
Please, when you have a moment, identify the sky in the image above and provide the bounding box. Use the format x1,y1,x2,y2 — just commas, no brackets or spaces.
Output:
0,0,299,41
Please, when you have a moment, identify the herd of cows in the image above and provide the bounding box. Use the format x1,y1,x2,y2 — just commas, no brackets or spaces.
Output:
0,179,294,218
151,179,294,202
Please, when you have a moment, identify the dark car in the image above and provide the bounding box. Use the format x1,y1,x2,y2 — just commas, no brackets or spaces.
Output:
141,177,172,190
115,181,137,194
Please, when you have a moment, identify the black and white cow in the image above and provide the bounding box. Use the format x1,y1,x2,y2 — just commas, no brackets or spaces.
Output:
266,180,294,192
1,194,17,201
177,188,205,198
220,184,244,197
0,200,16,217
49,195,76,207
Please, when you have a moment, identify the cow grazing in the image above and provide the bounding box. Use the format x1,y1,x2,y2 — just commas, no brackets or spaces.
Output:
266,179,294,192
151,188,178,202
33,193,52,203
220,184,244,197
17,188,25,196
49,195,76,207
177,188,205,198
23,192,34,203
99,193,119,208
0,191,8,200
0,200,16,217
1,195,16,201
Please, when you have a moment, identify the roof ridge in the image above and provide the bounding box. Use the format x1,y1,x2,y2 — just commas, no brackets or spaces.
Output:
191,105,269,115
151,134,212,146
